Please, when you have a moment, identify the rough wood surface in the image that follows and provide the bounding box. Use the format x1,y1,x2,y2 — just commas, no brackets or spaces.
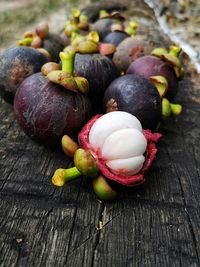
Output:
0,1,200,267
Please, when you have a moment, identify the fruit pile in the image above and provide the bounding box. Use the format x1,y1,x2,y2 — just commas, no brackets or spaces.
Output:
0,7,184,200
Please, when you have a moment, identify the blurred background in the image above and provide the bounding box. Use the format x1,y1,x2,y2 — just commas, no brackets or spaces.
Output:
0,0,199,71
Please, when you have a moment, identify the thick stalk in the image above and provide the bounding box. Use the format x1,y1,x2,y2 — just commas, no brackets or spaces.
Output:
52,167,81,187
59,51,75,75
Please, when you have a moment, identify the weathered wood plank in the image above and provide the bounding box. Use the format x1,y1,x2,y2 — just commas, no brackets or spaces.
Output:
0,0,200,266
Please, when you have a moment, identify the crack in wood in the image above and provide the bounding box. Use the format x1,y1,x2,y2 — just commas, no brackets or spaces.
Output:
90,202,105,267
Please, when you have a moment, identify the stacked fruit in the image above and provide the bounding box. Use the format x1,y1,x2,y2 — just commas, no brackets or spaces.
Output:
0,7,184,200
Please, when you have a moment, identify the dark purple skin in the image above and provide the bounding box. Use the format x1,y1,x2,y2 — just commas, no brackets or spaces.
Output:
126,55,178,100
14,73,92,148
0,46,48,103
102,31,129,46
74,53,119,113
103,74,161,130
43,33,65,62
91,18,122,40
112,35,147,72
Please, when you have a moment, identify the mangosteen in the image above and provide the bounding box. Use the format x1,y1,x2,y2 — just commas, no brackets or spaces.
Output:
74,53,119,113
103,74,161,131
14,51,92,148
113,34,167,73
18,22,64,62
81,2,126,22
102,31,129,46
43,33,65,62
51,111,162,190
91,18,124,40
0,46,48,103
126,55,179,100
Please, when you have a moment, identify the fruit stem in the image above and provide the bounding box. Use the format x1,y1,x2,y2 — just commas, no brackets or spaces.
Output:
52,167,81,187
59,51,75,75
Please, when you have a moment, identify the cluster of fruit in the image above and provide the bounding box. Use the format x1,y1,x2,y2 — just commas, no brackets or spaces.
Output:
0,7,184,200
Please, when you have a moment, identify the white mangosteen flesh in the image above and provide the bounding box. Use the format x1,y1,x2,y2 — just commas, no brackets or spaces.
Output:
89,111,142,150
88,111,147,176
102,128,147,160
106,155,145,176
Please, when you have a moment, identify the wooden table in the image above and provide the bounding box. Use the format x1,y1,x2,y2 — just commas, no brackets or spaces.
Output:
0,1,200,266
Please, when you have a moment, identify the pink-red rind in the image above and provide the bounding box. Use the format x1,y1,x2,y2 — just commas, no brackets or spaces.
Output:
79,114,162,186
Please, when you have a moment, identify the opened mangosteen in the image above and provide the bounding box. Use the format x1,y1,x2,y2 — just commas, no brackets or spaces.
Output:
126,55,178,100
14,51,92,148
74,52,119,113
51,111,162,200
18,22,64,62
0,46,48,103
103,74,161,131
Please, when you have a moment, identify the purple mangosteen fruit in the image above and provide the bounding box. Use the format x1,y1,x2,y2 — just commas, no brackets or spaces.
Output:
0,46,48,103
126,55,179,100
103,74,161,131
74,53,119,113
91,15,124,40
113,33,167,73
14,51,92,148
18,22,64,62
102,30,129,46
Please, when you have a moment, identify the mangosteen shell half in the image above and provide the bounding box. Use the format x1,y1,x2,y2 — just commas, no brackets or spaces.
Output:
74,53,119,113
103,74,161,131
0,46,48,103
14,72,92,148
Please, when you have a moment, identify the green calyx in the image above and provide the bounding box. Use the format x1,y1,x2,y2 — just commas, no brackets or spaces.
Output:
74,148,99,178
18,37,33,46
169,46,182,57
151,47,168,57
66,31,100,54
93,175,118,201
17,22,49,48
52,167,81,187
162,98,182,119
152,46,184,79
46,51,89,94
64,8,89,37
99,9,109,18
149,75,168,98
41,62,61,76
125,20,137,36
61,135,79,157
